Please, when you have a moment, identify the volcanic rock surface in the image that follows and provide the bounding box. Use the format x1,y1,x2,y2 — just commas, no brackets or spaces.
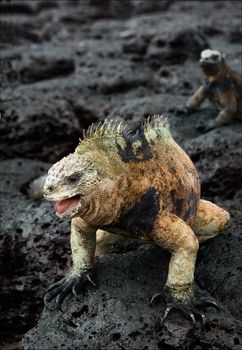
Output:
0,1,241,349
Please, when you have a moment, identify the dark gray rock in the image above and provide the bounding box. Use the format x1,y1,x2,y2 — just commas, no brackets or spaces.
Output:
0,159,70,342
196,222,242,320
184,124,242,198
146,28,209,69
20,57,75,84
0,97,80,161
21,238,242,350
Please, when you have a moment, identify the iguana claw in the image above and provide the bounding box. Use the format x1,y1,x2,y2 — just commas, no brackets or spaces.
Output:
151,291,219,327
150,292,162,306
160,304,198,326
44,269,96,311
197,299,220,312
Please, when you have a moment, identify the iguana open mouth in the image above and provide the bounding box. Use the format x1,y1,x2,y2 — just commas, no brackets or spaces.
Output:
55,195,81,215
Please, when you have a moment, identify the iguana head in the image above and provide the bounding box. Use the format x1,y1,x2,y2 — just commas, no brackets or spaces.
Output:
43,120,130,219
199,49,225,75
43,153,100,218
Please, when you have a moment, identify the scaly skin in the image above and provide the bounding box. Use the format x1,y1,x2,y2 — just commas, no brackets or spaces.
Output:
43,116,230,324
186,49,242,124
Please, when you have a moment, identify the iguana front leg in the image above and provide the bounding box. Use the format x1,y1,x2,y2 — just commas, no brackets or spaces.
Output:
186,86,206,110
44,218,96,310
215,92,237,124
150,211,218,325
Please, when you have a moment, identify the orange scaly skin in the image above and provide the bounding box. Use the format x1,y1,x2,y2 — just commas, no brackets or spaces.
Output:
43,116,230,325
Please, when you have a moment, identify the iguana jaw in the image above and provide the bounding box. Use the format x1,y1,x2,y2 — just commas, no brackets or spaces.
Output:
54,195,81,217
44,192,83,218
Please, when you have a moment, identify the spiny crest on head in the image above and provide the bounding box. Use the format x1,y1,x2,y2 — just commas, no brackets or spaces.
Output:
142,114,169,131
76,119,130,155
142,114,171,142
82,119,129,140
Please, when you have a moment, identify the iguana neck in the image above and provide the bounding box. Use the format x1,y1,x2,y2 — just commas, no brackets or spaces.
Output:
77,175,129,226
204,60,229,83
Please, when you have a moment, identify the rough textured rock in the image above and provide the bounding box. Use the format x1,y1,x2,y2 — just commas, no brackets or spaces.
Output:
0,159,70,342
146,28,209,69
184,124,242,198
0,97,81,161
1,0,242,349
196,222,242,320
21,244,242,350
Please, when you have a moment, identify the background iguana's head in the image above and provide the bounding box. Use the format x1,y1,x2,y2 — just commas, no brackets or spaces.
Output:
199,49,226,76
43,153,101,218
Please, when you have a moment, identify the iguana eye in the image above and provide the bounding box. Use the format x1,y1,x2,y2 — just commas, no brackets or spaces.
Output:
67,174,79,184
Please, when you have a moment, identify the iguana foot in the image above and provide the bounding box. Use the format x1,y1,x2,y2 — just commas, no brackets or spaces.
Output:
215,113,233,125
160,298,219,327
44,269,96,311
150,286,220,327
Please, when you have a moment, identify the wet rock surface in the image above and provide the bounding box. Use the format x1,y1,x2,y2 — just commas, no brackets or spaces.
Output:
1,0,242,349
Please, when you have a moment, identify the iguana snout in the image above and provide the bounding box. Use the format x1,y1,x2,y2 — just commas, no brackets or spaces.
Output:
43,153,100,218
199,49,224,74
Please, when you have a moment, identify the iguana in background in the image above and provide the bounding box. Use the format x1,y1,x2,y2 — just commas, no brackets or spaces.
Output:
186,49,242,124
43,116,230,325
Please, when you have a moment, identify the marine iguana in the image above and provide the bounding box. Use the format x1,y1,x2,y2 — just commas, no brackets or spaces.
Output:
186,49,242,124
43,116,230,325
